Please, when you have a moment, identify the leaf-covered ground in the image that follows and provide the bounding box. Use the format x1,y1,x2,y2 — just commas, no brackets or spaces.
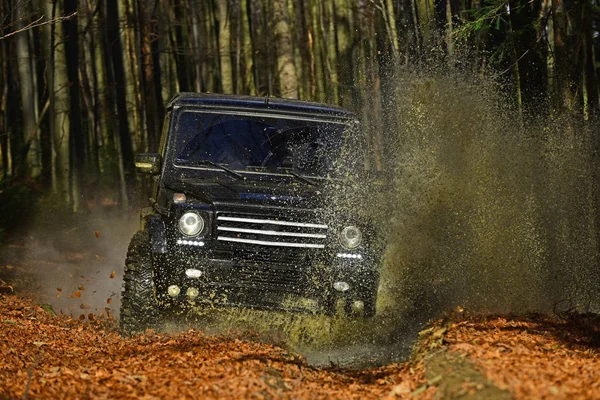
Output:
0,294,430,399
443,313,600,399
2,293,600,399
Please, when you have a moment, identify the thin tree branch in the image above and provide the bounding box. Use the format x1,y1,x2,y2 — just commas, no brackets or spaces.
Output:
0,11,78,40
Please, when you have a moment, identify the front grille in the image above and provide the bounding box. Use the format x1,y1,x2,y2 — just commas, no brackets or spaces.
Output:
226,264,303,293
216,212,328,249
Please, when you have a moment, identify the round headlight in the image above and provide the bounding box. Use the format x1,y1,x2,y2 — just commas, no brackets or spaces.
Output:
340,225,362,249
178,212,204,236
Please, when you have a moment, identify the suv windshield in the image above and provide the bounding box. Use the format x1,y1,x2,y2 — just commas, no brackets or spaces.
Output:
173,110,355,178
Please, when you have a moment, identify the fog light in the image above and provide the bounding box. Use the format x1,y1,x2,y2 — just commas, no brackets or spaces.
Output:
340,226,362,249
185,269,203,278
186,287,199,298
351,300,364,312
333,281,350,292
167,285,180,297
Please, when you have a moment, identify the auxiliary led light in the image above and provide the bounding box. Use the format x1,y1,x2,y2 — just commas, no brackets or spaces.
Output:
336,253,363,259
167,285,181,297
333,281,350,292
177,239,205,246
186,287,199,298
351,300,365,312
185,269,203,278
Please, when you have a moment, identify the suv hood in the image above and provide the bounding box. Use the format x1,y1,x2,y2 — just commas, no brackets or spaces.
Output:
170,180,326,208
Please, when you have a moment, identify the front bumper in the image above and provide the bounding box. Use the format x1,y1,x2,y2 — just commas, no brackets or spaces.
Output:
152,245,379,316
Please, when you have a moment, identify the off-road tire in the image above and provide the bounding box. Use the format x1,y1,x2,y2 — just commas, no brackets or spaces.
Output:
120,231,160,335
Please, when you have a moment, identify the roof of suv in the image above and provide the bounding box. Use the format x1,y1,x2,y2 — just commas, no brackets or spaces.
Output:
167,92,357,120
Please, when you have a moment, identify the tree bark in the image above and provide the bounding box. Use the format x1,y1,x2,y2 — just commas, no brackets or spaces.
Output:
508,0,548,119
63,0,86,211
106,0,133,208
218,0,233,94
138,0,161,151
273,0,298,98
242,0,256,95
172,0,192,92
582,6,598,119
334,0,354,108
15,1,38,177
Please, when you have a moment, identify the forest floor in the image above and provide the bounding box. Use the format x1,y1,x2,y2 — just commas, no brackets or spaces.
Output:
1,220,600,399
2,291,600,399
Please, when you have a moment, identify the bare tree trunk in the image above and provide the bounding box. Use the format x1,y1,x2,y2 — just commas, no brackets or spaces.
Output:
149,0,164,125
4,40,20,178
126,0,144,155
189,0,203,92
241,0,256,95
273,0,298,98
383,0,400,59
15,2,39,177
0,1,8,178
582,8,598,119
508,0,548,119
172,0,192,92
334,0,353,108
323,0,338,102
137,0,160,151
309,0,325,102
218,0,233,94
106,0,133,209
63,0,86,211
85,0,102,187
34,0,52,189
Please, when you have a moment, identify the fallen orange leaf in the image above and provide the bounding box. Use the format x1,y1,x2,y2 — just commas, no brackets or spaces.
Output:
110,271,115,279
73,292,81,298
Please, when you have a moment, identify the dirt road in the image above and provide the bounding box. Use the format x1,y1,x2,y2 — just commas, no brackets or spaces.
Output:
2,292,600,399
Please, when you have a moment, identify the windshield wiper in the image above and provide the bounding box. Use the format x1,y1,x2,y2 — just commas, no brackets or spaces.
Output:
279,168,317,186
187,160,245,180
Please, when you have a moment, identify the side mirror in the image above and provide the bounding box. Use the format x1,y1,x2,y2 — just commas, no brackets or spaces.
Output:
135,153,162,175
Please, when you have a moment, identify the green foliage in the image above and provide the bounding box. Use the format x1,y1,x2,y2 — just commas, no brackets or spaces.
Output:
453,1,509,41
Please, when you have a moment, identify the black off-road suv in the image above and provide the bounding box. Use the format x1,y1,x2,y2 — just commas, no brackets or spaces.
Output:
120,93,382,334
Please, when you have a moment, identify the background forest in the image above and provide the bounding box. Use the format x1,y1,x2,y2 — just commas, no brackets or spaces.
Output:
2,0,599,213
2,0,600,315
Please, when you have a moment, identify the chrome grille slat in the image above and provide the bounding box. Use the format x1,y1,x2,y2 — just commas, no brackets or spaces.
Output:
217,216,328,229
217,226,326,239
216,212,327,249
218,237,325,248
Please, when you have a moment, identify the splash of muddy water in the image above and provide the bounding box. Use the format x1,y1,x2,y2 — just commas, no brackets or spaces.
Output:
377,70,600,322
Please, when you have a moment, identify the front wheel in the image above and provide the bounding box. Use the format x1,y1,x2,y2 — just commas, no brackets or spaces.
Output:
120,231,160,335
